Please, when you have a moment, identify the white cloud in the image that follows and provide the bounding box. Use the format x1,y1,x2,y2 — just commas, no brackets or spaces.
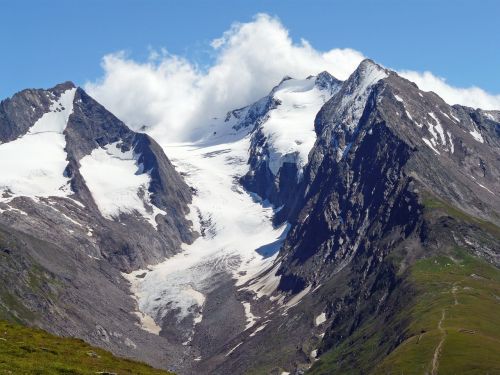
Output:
85,14,364,142
399,70,500,111
86,13,500,143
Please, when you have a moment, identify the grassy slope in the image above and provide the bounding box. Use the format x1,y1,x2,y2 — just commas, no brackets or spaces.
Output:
310,196,500,375
0,225,60,324
0,229,172,374
0,320,172,375
374,249,500,374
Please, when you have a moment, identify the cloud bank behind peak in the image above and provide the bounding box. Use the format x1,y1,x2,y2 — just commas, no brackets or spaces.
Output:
85,13,500,143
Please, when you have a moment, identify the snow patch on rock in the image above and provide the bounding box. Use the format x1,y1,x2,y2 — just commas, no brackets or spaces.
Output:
315,312,327,326
311,349,318,358
422,137,441,155
79,142,166,228
242,302,259,330
428,112,446,144
225,342,243,357
469,128,484,143
249,321,270,337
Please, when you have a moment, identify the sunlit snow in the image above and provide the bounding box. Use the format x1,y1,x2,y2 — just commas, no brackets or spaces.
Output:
338,61,388,131
79,142,166,229
125,133,289,336
422,137,441,155
261,77,334,176
315,312,327,326
428,112,446,144
469,128,484,143
0,88,76,202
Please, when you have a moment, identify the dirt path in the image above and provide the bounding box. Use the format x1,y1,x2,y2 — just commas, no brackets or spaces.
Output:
431,309,447,375
452,282,459,306
430,283,460,375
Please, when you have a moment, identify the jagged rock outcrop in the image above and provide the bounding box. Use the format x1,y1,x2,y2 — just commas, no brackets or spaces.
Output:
0,82,74,143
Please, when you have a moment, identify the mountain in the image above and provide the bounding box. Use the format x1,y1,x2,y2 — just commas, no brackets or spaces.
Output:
0,82,195,371
204,60,500,374
120,72,340,372
0,60,499,375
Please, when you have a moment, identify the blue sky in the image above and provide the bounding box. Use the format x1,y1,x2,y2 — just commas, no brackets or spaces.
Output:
1,0,499,100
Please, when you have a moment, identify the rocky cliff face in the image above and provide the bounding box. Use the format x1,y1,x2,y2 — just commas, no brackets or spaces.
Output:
0,82,73,142
278,59,499,282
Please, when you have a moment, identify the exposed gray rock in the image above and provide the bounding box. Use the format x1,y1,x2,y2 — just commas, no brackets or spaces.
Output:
0,82,74,143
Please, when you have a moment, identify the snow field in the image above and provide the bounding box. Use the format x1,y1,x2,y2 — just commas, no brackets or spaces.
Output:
0,88,76,202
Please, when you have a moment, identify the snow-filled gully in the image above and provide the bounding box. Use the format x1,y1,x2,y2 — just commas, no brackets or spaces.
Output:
124,134,289,341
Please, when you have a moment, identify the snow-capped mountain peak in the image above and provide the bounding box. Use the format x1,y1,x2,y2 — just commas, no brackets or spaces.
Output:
1,56,499,375
259,73,339,176
0,83,193,236
335,59,389,130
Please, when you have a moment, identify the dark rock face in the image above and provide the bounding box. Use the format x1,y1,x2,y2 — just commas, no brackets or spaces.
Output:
240,130,303,211
279,59,499,281
378,73,500,224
